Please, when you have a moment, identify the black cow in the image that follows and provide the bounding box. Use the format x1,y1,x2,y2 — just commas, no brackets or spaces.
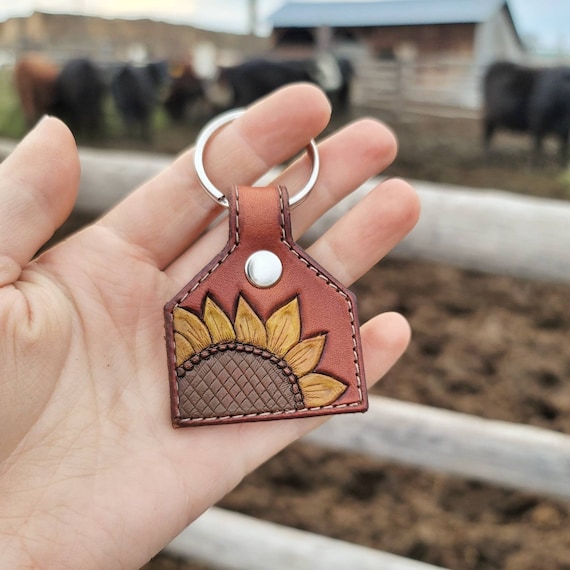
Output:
206,56,354,111
111,61,169,140
210,58,314,109
51,58,106,138
483,61,570,164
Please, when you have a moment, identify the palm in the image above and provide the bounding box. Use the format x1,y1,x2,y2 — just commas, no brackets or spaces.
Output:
0,85,419,569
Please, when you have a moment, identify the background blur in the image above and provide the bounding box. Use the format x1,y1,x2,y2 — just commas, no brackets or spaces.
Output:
1,2,569,569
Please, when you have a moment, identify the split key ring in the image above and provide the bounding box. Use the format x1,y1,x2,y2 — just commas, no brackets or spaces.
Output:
194,108,320,209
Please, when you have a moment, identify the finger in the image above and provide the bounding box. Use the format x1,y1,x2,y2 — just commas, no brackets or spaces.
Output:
308,178,420,285
99,84,331,269
278,118,398,237
164,118,398,286
0,117,79,286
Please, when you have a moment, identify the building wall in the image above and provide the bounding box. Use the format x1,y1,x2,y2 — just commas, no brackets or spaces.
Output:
473,6,525,66
274,23,477,61
361,23,476,61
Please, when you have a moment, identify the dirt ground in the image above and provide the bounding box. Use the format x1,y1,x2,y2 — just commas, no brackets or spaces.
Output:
39,108,570,569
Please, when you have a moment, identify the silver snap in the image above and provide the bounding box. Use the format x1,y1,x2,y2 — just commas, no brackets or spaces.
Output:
245,250,283,288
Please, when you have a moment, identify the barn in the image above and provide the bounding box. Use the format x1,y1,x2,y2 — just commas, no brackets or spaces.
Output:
269,0,526,113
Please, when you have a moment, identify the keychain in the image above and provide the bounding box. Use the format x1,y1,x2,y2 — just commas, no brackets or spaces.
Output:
164,109,368,427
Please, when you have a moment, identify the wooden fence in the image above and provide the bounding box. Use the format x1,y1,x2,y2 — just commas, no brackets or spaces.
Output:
352,59,483,119
1,142,570,569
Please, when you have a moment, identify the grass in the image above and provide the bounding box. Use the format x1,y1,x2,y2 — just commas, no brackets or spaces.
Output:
0,68,26,139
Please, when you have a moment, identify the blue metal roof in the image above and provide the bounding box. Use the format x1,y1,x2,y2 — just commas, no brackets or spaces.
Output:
270,0,507,28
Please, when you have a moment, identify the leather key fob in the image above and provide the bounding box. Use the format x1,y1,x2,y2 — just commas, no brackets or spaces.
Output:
164,185,368,427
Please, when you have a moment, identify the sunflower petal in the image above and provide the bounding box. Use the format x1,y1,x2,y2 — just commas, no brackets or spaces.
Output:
203,297,236,343
266,297,300,356
235,296,267,347
284,334,326,377
173,307,212,355
298,373,347,407
174,332,194,366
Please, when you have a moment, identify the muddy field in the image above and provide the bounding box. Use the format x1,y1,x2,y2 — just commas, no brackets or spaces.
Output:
37,108,570,570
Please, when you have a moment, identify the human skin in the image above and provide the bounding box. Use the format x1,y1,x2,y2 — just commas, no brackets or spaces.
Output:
0,84,419,569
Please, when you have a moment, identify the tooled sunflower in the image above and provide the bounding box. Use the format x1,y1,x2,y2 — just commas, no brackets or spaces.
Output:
173,295,347,419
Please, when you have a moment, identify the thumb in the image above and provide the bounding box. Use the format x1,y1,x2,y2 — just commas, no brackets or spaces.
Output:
0,117,80,286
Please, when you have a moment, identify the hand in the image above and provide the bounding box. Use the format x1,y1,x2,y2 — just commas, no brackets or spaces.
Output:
0,84,419,568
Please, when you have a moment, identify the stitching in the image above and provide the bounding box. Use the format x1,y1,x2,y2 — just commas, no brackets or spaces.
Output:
171,186,364,423
177,400,363,424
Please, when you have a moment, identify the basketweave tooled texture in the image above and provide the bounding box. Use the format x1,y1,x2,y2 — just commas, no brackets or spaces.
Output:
177,344,304,418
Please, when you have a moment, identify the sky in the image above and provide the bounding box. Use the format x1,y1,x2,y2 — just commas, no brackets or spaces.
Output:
0,0,568,52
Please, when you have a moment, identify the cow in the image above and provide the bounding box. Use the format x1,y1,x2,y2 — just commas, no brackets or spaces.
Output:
51,58,106,139
207,58,315,109
111,61,169,140
483,61,570,165
163,62,205,122
13,53,59,126
205,55,354,113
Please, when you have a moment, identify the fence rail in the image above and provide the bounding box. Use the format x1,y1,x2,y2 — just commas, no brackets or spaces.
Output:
2,141,568,283
304,178,570,283
307,396,570,500
167,507,448,570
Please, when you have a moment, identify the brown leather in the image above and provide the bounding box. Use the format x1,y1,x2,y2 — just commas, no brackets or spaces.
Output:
164,186,368,427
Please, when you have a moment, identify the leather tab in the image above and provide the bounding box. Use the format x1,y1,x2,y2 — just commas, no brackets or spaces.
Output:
230,185,285,245
164,186,368,427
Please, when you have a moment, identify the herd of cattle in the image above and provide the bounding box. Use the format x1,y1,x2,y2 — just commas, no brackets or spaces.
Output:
12,53,353,141
12,52,570,165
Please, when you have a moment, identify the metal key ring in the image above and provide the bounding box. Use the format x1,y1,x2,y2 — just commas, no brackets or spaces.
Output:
194,108,320,208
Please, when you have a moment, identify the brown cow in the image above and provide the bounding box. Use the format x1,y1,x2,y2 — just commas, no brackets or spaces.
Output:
13,53,59,125
163,62,205,121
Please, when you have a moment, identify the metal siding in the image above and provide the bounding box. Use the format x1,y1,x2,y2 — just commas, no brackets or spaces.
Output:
270,0,505,28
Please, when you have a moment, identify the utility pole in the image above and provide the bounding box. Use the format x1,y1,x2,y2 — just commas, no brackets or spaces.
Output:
248,0,258,36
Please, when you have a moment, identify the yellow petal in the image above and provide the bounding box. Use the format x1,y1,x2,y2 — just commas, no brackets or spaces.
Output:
173,307,212,355
235,296,267,347
174,332,194,366
266,297,300,356
284,334,326,377
298,373,347,407
203,297,236,343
